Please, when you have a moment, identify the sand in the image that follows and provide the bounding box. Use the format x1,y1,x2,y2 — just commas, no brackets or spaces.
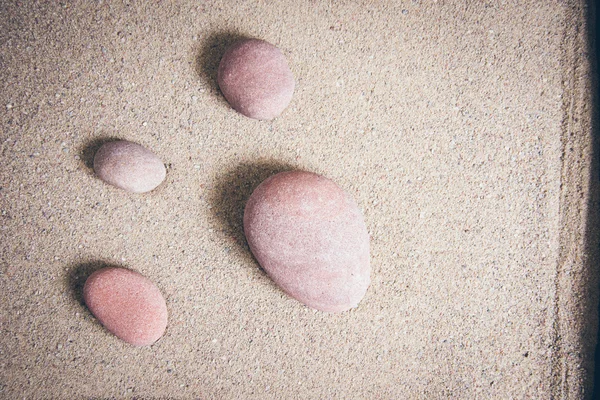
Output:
0,0,597,398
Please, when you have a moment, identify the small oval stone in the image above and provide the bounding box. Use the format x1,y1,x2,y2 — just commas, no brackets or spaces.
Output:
93,140,166,193
243,171,370,312
83,267,168,346
217,38,295,120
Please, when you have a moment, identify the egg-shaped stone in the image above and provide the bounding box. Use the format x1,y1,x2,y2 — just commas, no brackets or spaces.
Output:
217,38,295,120
83,267,168,346
93,140,166,193
243,171,370,312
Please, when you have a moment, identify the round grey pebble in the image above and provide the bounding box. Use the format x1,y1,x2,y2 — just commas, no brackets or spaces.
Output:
93,140,166,193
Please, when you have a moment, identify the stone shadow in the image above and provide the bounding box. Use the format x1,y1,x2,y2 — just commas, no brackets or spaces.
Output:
194,30,252,101
209,160,296,255
66,261,120,307
78,136,121,176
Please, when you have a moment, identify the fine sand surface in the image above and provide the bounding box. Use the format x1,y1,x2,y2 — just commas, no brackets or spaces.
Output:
0,1,598,398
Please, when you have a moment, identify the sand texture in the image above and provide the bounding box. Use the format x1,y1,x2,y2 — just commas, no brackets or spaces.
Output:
0,0,598,398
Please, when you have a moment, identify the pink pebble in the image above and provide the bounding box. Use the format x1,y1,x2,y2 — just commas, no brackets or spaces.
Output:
217,38,295,120
243,171,370,312
83,267,168,346
93,140,166,193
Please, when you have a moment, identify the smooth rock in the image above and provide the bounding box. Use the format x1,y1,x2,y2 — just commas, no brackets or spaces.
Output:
217,38,295,120
93,140,166,193
83,267,168,346
243,171,370,312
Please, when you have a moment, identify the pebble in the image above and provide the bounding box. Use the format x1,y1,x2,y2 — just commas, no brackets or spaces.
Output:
243,171,370,312
217,38,295,120
93,140,166,193
83,267,168,346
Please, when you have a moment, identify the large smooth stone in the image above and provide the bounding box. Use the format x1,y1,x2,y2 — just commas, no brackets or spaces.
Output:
217,38,295,120
93,140,166,193
243,171,370,312
83,267,168,346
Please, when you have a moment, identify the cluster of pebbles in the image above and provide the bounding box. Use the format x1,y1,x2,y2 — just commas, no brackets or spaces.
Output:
84,38,370,346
